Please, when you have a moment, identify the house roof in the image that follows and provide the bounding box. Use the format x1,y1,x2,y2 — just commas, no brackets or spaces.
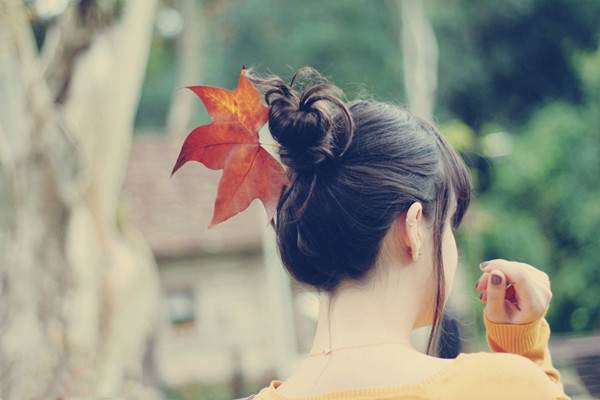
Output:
121,134,265,259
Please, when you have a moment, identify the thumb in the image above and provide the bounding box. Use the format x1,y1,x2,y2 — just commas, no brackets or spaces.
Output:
485,269,508,323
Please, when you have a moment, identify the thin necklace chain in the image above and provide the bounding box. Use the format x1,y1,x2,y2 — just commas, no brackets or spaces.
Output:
306,341,412,357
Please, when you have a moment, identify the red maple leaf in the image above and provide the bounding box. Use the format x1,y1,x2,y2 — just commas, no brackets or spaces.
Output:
172,68,289,227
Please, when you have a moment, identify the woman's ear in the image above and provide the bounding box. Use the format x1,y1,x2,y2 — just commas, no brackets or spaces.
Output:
403,202,423,262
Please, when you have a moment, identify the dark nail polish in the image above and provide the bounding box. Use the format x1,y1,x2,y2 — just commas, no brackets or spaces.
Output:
479,292,483,300
491,274,502,286
480,261,489,269
475,279,480,289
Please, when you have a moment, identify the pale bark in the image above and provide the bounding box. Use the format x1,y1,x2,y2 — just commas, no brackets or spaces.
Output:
402,0,438,117
388,0,439,118
261,222,298,378
165,0,206,136
0,0,161,398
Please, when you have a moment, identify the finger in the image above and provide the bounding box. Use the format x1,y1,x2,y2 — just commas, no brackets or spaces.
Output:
479,260,535,305
484,269,508,323
475,272,490,292
477,272,514,297
480,260,523,283
478,284,514,304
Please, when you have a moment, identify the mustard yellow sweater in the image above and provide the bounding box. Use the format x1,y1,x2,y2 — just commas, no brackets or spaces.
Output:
254,314,569,400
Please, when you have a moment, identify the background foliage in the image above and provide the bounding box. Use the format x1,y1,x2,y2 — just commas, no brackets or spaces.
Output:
136,0,600,333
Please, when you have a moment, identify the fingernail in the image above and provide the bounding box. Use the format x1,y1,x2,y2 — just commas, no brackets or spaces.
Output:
475,279,480,289
491,273,502,286
480,261,489,269
479,292,483,300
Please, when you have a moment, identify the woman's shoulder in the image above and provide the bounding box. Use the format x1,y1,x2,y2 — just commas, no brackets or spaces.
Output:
433,352,565,398
253,353,566,400
455,351,547,378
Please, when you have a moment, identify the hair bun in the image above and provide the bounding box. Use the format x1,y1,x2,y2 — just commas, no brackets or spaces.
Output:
255,68,353,173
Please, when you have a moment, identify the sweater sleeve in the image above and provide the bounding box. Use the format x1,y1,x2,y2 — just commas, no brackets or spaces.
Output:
484,311,566,394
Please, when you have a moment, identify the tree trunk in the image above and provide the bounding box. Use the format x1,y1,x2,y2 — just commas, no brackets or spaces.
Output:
388,0,439,118
166,0,206,136
0,0,160,398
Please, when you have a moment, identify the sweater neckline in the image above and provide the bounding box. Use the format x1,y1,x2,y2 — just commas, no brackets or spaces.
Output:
262,353,467,400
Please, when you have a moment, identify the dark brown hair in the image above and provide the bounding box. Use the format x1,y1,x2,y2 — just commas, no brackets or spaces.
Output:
249,68,471,354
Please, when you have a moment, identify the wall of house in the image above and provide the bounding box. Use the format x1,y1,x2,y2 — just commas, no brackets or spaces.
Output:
154,252,283,386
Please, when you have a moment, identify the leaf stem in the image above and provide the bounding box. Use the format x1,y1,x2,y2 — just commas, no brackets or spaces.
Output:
260,141,281,148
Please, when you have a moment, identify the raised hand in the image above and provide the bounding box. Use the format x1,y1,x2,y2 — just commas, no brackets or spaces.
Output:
475,259,552,324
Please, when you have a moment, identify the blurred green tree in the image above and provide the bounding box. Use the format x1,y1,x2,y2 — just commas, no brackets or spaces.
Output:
471,48,600,332
431,0,600,333
136,0,407,131
432,0,600,129
208,0,404,99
